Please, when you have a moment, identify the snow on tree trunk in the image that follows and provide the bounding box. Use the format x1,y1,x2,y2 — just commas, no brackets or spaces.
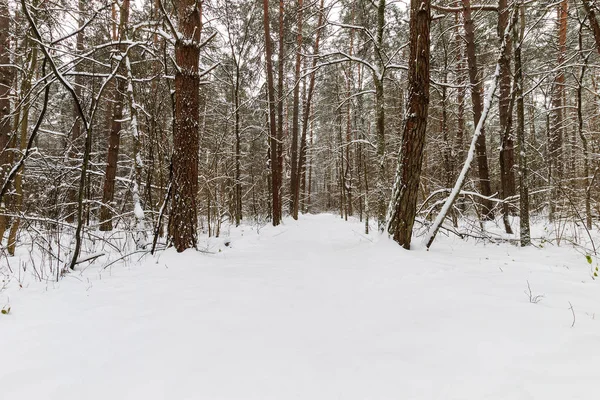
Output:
125,52,146,249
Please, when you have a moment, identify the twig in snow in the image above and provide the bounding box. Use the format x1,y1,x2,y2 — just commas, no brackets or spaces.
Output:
74,252,105,265
569,301,576,328
524,280,544,304
102,250,151,270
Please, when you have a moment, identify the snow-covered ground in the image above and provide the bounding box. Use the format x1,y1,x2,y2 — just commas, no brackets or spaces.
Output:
1,214,600,399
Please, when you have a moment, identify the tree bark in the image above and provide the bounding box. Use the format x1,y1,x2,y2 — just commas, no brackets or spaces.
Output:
276,0,284,222
386,0,431,249
99,0,130,231
498,0,514,234
579,0,600,230
0,0,12,239
263,0,281,226
290,0,303,219
170,0,202,251
455,11,466,174
234,63,242,226
375,0,386,232
514,2,530,246
344,5,355,219
576,26,592,230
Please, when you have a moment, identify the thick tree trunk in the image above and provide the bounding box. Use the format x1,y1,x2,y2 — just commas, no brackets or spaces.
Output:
462,0,494,220
99,0,130,231
386,0,430,249
170,0,201,251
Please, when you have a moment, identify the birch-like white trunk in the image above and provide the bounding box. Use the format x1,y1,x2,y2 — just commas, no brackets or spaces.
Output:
424,5,516,249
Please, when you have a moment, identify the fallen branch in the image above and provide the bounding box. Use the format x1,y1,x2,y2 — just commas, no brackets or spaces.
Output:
74,252,105,265
424,3,517,249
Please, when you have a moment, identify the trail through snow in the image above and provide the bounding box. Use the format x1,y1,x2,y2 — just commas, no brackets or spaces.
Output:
1,214,600,399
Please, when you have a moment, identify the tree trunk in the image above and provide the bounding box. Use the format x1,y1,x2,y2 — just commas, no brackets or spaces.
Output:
306,117,313,212
344,7,355,219
455,11,466,167
263,0,281,226
386,0,430,249
290,0,303,218
374,0,387,232
99,0,130,231
514,2,530,246
548,0,567,221
289,0,303,218
579,0,600,230
65,0,85,224
498,0,514,234
0,0,12,240
294,0,324,218
576,31,592,230
276,0,284,222
462,0,494,220
7,18,38,255
124,42,146,247
439,28,451,189
170,0,202,251
234,64,242,226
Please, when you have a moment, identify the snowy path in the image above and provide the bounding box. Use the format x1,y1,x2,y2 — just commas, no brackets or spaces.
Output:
2,214,600,399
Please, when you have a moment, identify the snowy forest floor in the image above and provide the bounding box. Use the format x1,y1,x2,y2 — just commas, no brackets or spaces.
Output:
2,214,600,399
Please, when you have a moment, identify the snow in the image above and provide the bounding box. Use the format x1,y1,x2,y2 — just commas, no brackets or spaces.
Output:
2,214,600,399
133,200,145,220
